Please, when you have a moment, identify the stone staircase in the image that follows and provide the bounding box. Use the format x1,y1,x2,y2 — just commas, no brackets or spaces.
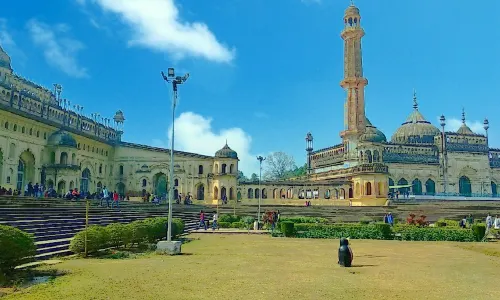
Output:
0,197,205,260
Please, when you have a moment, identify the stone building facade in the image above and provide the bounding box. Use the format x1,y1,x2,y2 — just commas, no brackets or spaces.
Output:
0,46,238,201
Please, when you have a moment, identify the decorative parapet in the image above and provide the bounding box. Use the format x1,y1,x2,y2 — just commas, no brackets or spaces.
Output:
0,83,122,144
383,152,439,164
43,164,81,171
446,142,489,153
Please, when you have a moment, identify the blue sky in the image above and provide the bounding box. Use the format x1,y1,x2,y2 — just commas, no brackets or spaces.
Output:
1,0,499,175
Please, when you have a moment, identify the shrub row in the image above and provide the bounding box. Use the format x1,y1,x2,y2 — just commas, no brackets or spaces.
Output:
289,223,481,242
69,217,184,254
294,223,393,240
280,216,328,224
0,225,36,277
218,221,251,229
393,225,475,242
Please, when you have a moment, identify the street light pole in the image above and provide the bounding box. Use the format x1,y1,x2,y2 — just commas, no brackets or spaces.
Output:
162,68,189,242
439,115,447,195
256,156,266,225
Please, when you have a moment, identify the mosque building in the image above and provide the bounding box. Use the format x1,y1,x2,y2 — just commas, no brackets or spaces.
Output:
239,3,500,205
0,45,238,201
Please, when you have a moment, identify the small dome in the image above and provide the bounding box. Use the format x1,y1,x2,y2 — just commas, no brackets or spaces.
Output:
391,92,440,144
0,46,12,70
215,143,238,159
456,109,475,135
113,110,125,122
47,130,77,148
360,117,387,143
345,4,360,16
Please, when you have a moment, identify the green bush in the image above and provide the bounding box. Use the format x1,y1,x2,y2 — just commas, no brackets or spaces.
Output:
435,221,447,227
359,217,374,225
472,224,486,241
171,218,185,238
437,218,459,227
295,223,392,240
219,214,240,223
70,225,110,254
128,221,149,245
106,223,130,248
142,217,168,243
280,222,295,237
280,216,328,224
242,216,255,228
231,222,246,229
218,222,231,228
0,225,36,275
394,225,474,242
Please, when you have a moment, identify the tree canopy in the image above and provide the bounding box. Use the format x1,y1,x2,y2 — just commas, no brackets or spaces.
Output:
264,152,297,180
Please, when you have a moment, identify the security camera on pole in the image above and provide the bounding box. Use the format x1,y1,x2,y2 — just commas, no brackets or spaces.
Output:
157,67,189,255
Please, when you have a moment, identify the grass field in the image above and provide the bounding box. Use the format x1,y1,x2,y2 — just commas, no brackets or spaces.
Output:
6,234,500,300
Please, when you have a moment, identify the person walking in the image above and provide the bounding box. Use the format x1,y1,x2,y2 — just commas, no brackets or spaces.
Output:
199,210,207,230
112,191,119,209
212,211,218,230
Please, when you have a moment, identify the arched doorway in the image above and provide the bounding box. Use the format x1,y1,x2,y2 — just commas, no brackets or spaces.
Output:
348,187,353,198
492,181,497,197
237,191,242,201
459,176,471,196
261,188,266,199
116,182,125,196
213,186,219,200
340,188,346,199
273,188,278,199
254,188,260,199
365,182,372,195
221,187,227,199
57,181,66,194
398,178,408,194
174,189,179,200
412,179,422,195
247,188,253,199
96,181,102,193
18,151,35,191
80,168,91,193
153,173,167,197
325,189,330,199
425,179,435,195
196,184,205,200
280,188,285,199
229,187,234,200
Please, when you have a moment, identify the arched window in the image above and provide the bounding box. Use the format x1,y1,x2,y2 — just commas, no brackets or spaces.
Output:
247,188,253,199
4,122,8,129
366,182,372,195
17,160,24,191
373,150,380,162
99,164,102,174
142,179,147,187
365,150,372,163
60,152,68,165
425,179,436,195
222,164,227,173
174,179,179,186
459,176,472,196
119,165,124,175
398,178,408,194
198,165,203,175
412,179,422,195
230,164,234,173
492,181,497,197
81,168,91,193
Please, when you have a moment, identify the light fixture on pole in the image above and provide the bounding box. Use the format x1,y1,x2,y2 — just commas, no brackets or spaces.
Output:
256,155,266,226
439,115,447,194
161,68,189,244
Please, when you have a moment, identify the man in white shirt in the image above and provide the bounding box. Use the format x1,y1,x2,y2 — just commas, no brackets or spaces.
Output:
212,212,218,230
494,215,500,230
486,214,493,231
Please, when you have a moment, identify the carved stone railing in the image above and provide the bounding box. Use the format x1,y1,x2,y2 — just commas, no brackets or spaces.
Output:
43,164,81,171
446,143,489,153
382,152,439,165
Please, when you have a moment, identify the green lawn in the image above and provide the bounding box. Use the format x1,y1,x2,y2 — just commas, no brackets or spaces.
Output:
6,234,500,300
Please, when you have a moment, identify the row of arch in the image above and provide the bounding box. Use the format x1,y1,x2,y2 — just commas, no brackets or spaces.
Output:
359,150,381,163
389,176,498,196
245,187,352,200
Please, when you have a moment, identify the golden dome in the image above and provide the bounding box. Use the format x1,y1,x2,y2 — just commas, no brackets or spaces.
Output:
360,117,387,143
391,92,440,144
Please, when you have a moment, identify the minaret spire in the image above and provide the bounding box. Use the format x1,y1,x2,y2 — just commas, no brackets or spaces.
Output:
412,89,418,110
461,108,466,124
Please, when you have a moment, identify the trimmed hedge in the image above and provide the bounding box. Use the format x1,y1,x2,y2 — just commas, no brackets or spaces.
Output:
0,225,36,275
280,216,328,224
394,225,475,242
70,217,184,254
472,224,486,241
219,214,240,223
295,223,392,240
281,222,295,237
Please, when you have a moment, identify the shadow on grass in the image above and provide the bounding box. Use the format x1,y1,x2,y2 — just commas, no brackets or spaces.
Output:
350,264,378,267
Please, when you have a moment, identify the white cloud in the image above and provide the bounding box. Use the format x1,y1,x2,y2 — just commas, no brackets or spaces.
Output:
152,111,259,175
78,0,235,63
0,18,26,64
26,19,88,78
441,117,486,134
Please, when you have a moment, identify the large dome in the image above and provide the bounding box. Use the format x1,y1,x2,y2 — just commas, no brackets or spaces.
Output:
47,130,77,148
215,143,238,159
391,93,440,144
360,117,387,143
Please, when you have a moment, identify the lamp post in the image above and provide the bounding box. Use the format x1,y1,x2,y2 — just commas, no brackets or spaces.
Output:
439,115,447,195
161,68,189,243
256,156,266,225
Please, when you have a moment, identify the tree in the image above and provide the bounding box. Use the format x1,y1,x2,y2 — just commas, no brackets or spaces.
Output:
264,152,296,180
283,163,307,179
237,171,248,182
250,173,259,182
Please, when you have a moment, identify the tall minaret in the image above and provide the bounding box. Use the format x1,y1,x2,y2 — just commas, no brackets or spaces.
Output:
340,2,368,163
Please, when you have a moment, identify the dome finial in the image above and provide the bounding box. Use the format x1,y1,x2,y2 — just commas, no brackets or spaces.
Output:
461,107,466,124
412,89,418,110
350,0,355,5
